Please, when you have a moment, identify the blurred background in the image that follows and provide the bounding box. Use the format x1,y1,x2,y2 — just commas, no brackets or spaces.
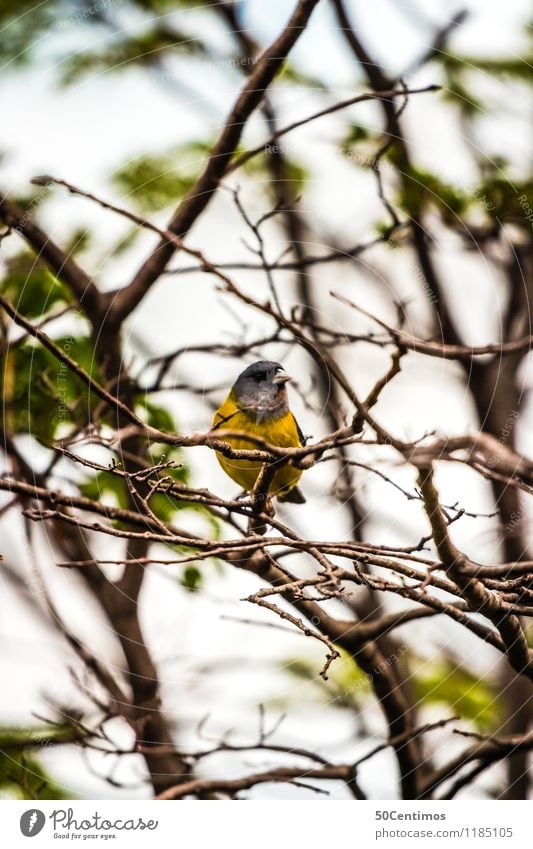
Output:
0,0,532,799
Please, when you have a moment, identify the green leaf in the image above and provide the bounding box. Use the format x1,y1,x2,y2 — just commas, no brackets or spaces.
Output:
180,564,202,592
80,470,129,510
139,399,176,433
342,124,371,148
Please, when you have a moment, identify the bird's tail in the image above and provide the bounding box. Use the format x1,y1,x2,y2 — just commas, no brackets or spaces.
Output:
277,486,306,504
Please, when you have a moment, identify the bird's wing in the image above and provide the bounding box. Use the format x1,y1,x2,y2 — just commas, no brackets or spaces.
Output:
212,395,241,430
290,412,306,446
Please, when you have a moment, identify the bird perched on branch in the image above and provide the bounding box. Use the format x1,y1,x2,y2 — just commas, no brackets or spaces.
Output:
212,360,306,503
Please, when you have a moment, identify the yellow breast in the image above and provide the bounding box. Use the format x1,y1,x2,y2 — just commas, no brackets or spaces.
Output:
212,392,302,496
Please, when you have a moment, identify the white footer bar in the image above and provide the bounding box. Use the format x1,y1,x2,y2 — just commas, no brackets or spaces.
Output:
2,799,531,848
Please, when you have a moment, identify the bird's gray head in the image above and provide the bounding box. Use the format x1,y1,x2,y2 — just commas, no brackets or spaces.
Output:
233,360,292,419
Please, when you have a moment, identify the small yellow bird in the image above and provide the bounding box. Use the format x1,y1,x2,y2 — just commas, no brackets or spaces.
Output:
212,360,306,503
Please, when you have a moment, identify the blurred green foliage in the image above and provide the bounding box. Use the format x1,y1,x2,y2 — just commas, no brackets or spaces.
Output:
78,397,220,586
384,154,533,232
60,26,207,83
341,124,372,150
0,0,207,70
112,141,213,213
284,649,370,711
274,62,327,92
0,726,74,800
413,659,503,733
285,651,502,733
2,335,101,445
393,161,470,220
112,138,308,213
0,0,56,66
435,44,533,116
1,252,72,319
0,253,219,588
440,51,533,82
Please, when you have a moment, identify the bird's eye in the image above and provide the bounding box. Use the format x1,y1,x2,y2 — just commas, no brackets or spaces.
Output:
255,372,267,382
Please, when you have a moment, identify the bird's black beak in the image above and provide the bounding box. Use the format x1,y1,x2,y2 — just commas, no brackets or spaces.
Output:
273,371,292,385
